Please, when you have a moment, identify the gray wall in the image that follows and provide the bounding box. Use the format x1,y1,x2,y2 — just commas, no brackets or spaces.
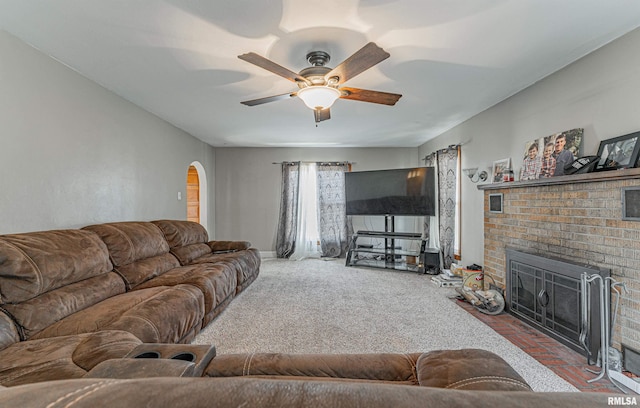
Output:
5,21,640,263
214,147,420,254
419,26,640,266
0,30,216,234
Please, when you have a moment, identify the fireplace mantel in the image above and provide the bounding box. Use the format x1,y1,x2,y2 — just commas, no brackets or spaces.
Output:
478,167,640,190
480,166,640,352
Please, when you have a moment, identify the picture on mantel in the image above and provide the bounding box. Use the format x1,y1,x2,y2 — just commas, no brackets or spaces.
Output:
519,128,584,180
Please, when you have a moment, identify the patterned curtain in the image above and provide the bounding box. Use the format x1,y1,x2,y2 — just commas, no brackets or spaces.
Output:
276,162,300,258
316,162,353,258
437,147,459,268
424,146,459,268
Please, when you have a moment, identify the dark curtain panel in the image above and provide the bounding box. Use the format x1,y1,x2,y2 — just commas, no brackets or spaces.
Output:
423,154,436,243
423,146,459,269
316,162,353,257
437,147,459,268
276,162,300,258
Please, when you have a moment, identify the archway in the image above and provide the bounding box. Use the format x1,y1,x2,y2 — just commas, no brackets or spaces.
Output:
186,161,208,228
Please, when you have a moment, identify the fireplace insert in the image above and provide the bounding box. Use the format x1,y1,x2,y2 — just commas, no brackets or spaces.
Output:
505,248,610,364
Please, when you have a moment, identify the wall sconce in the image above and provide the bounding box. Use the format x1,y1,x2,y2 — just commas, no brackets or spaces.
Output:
463,168,488,183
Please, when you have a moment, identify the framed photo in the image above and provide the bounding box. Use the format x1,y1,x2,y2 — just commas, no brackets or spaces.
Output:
489,193,503,213
492,158,511,183
541,128,584,177
595,131,640,171
519,128,584,179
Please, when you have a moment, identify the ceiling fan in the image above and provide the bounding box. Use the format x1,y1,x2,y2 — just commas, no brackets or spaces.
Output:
238,42,402,124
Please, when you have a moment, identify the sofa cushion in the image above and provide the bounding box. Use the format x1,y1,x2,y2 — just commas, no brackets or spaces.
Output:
134,263,236,326
415,349,531,391
152,220,211,265
152,220,251,262
3,272,125,339
83,222,169,267
189,249,261,293
171,243,212,266
0,230,114,304
151,220,261,294
116,253,181,290
83,222,181,288
0,230,126,340
152,219,209,248
205,353,422,385
0,330,141,387
29,284,205,344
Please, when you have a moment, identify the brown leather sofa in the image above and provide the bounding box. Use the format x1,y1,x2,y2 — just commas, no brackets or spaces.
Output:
0,378,616,408
0,349,620,407
0,227,205,344
82,220,260,326
0,220,259,386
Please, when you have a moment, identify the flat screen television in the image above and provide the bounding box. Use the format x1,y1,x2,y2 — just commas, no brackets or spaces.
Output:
345,167,436,216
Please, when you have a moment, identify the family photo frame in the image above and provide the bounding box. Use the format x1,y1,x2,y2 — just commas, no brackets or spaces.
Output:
519,128,584,180
492,158,511,183
594,131,640,171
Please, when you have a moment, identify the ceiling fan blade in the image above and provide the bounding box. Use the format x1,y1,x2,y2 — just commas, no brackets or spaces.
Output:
313,108,331,123
240,92,297,106
339,87,402,106
324,42,390,84
238,52,310,85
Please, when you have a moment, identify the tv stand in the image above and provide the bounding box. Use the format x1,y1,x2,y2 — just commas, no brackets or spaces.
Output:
345,230,440,274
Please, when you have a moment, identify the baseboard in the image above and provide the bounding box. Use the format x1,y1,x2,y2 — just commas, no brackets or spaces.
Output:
260,251,276,259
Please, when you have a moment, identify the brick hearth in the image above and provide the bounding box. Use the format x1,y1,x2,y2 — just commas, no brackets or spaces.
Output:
458,299,633,393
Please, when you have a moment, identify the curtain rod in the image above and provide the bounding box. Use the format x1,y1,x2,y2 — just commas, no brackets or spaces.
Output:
272,161,356,165
422,143,464,162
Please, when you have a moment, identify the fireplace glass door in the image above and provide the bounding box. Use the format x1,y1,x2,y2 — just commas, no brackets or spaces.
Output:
506,249,609,363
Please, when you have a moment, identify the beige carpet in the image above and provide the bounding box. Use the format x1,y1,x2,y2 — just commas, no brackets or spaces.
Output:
193,258,577,392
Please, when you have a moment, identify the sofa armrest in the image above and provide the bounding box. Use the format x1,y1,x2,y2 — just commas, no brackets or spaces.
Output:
84,359,196,379
416,349,531,391
85,343,218,379
0,311,20,352
208,240,251,252
124,344,216,377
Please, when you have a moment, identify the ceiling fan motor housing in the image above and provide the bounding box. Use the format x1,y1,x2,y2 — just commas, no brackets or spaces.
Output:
298,66,332,86
306,50,330,66
298,51,333,87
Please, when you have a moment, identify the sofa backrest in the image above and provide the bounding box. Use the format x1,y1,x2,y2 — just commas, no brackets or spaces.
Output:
0,230,124,340
82,222,181,289
0,312,20,352
151,220,212,265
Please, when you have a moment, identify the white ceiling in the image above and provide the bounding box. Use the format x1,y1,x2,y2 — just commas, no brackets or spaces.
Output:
2,1,640,147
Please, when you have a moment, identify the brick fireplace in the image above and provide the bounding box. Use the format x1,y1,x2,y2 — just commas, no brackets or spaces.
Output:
480,168,640,354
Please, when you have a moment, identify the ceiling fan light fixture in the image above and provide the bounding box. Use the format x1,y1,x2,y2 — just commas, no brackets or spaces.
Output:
297,86,341,110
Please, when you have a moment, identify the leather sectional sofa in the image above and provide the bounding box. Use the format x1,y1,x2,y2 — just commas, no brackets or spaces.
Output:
0,377,616,408
0,219,259,385
0,220,621,405
0,349,621,407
